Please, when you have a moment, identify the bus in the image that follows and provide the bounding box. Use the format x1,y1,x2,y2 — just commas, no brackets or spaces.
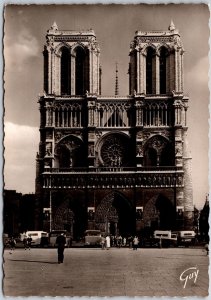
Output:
84,230,102,247
49,230,72,247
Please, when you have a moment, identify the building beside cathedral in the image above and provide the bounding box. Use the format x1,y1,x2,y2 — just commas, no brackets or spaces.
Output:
35,21,194,239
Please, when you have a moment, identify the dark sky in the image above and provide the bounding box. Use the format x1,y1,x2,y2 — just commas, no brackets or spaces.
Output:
4,4,209,208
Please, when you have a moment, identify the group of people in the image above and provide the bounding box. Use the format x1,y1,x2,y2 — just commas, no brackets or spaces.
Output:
100,235,140,250
23,235,32,250
6,235,33,254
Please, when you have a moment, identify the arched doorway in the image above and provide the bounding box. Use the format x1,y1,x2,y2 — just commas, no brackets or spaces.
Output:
53,200,74,237
95,191,135,236
143,194,175,231
52,192,87,240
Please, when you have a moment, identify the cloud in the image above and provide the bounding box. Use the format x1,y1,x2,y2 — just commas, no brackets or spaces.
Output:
186,56,209,90
4,122,39,194
4,28,40,72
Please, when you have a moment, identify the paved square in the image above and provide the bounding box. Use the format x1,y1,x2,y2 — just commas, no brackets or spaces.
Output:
3,247,209,297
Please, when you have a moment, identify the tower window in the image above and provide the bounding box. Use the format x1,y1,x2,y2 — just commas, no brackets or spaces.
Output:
160,47,168,94
43,49,48,93
75,47,86,95
61,47,71,95
146,47,156,94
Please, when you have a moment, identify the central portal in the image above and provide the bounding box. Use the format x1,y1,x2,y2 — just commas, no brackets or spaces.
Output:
95,191,135,236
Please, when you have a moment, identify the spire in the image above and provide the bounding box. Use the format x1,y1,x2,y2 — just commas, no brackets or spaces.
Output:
168,20,175,31
115,62,119,96
51,21,58,31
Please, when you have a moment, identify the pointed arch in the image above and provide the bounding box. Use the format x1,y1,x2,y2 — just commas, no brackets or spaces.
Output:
73,46,89,95
60,46,71,95
54,135,86,168
159,46,169,94
144,135,174,167
146,47,156,94
95,191,134,235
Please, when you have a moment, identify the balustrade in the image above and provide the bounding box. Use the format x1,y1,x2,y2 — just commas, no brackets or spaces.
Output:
42,168,183,189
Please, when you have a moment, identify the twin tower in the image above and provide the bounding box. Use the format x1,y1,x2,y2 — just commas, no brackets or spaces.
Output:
35,22,193,238
43,21,184,97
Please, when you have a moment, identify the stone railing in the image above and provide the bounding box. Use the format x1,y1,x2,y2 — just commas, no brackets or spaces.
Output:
42,168,183,189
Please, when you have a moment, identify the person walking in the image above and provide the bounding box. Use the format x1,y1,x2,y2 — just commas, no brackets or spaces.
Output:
105,235,110,250
9,237,16,254
133,236,139,250
26,235,32,250
56,233,66,263
101,236,106,250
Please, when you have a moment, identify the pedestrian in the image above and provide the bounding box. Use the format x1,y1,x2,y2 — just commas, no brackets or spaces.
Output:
205,243,209,255
9,237,16,254
23,235,27,250
105,235,110,250
128,236,133,248
101,236,106,250
26,235,32,250
56,233,66,263
133,236,139,250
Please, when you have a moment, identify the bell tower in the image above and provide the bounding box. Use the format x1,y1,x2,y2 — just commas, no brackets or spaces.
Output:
129,21,193,229
43,22,100,96
129,20,184,95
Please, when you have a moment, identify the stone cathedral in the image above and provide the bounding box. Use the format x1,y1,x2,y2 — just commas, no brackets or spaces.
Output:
35,21,194,239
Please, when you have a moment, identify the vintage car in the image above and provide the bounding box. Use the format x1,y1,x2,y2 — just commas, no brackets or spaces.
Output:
176,231,196,247
84,230,102,247
49,230,72,247
153,230,178,247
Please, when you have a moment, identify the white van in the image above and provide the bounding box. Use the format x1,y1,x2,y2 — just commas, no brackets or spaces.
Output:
153,230,177,247
24,231,48,247
177,231,195,247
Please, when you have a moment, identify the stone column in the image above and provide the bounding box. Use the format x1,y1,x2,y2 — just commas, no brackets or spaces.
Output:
136,51,140,94
54,53,60,95
49,49,53,94
181,50,184,92
183,129,194,229
175,49,179,92
155,54,160,94
71,54,76,95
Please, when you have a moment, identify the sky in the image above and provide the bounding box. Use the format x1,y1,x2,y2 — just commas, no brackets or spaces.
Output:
3,4,210,209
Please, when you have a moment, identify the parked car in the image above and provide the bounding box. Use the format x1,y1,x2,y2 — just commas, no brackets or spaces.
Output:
84,230,102,247
153,230,178,247
49,230,72,247
3,233,10,248
176,230,196,247
23,231,49,247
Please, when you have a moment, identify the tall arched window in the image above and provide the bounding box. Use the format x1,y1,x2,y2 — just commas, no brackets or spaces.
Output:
43,49,48,93
146,47,156,94
75,47,86,95
160,47,168,94
61,47,71,95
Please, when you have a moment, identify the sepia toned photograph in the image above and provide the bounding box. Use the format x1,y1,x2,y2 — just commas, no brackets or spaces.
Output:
3,3,209,297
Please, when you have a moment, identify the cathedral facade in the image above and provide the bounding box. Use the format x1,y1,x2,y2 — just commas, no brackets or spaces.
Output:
35,22,194,239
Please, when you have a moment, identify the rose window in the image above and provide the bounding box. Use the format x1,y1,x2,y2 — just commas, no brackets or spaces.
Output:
100,135,128,167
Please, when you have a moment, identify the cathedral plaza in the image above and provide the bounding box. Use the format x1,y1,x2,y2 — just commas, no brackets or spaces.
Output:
3,247,208,297
35,21,194,239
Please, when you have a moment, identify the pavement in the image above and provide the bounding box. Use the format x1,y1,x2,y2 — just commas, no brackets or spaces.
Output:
3,247,209,297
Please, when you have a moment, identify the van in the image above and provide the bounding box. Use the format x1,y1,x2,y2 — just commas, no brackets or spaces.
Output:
24,231,48,247
177,231,196,247
84,230,102,246
153,230,177,247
